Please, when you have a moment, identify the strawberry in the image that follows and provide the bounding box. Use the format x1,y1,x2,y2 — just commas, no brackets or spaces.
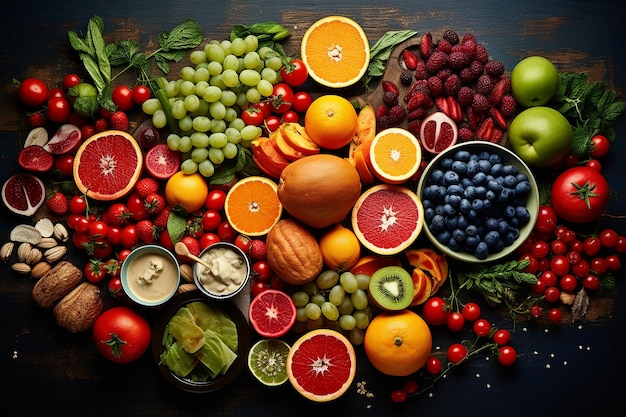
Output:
135,177,160,198
404,79,428,103
28,112,46,128
446,96,463,123
402,49,419,70
419,32,434,59
376,104,388,118
249,239,267,261
153,205,172,229
407,92,433,111
489,107,508,130
110,110,129,131
381,80,400,96
476,117,495,141
136,219,156,244
94,117,108,132
81,124,96,139
488,78,511,106
178,235,200,264
46,192,68,215
145,193,166,215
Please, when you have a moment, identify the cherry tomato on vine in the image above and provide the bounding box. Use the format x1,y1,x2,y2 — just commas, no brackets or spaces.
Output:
590,134,610,159
280,59,308,87
447,343,468,364
534,205,558,235
390,389,408,403
269,83,293,114
461,302,481,322
422,296,447,326
62,73,81,89
92,239,113,259
108,276,124,299
205,189,226,211
497,346,517,366
264,115,281,133
493,329,511,346
426,356,442,374
473,318,492,337
18,77,48,107
586,159,602,172
84,260,107,284
253,260,273,282
121,224,138,249
89,220,109,241
112,85,134,111
132,85,151,105
241,104,265,126
47,97,71,123
446,311,465,332
292,90,313,113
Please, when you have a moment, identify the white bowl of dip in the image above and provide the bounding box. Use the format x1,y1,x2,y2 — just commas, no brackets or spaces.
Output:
193,242,251,300
121,245,180,307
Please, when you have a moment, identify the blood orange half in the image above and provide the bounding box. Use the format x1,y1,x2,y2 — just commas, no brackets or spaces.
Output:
419,111,458,154
73,130,143,201
144,143,181,180
351,184,424,255
286,328,356,402
249,289,296,338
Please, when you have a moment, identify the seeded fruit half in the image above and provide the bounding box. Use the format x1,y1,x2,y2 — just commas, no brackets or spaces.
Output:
368,265,414,311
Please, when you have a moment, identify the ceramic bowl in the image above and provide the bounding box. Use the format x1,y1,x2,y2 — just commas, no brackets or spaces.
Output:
416,141,539,263
151,291,250,393
120,244,180,307
193,242,251,300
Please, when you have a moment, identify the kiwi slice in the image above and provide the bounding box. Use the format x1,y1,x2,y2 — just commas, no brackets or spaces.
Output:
368,265,414,311
248,339,291,386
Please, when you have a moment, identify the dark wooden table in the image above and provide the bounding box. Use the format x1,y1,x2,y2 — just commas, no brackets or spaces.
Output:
2,1,626,416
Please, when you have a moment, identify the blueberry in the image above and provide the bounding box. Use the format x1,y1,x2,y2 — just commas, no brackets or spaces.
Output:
475,185,487,198
466,159,480,176
486,190,496,201
461,177,474,188
483,199,493,210
478,151,491,160
446,194,462,207
459,198,472,214
503,175,517,187
429,169,445,185
465,234,481,247
455,150,472,161
502,164,519,176
434,204,445,215
452,228,466,242
478,159,492,173
474,241,489,260
444,170,460,185
444,215,458,229
466,224,479,237
473,172,488,185
503,205,516,219
430,214,445,231
485,217,499,230
464,185,477,200
436,230,452,244
496,188,511,203
488,153,502,165
440,158,454,170
457,215,468,229
487,179,502,193
515,206,530,223
472,199,484,212
490,163,504,177
447,238,464,251
516,173,529,183
443,203,457,216
447,184,464,196
497,220,510,234
424,207,435,221
484,230,500,248
515,180,531,195
451,160,467,174
467,209,478,221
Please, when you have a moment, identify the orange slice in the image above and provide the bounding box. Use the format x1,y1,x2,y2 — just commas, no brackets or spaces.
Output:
224,176,283,236
369,127,422,184
300,16,370,88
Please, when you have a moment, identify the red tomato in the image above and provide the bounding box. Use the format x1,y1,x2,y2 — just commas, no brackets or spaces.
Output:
92,307,151,363
493,329,511,346
106,226,123,246
89,220,109,241
47,97,71,123
121,224,139,249
217,221,236,242
473,318,492,337
201,210,222,231
252,260,273,282
447,343,468,364
422,296,448,326
446,311,465,332
280,59,308,87
264,115,281,133
234,234,252,252
112,85,134,111
18,77,49,107
47,87,67,101
108,276,124,299
241,104,265,126
292,90,313,113
560,274,578,292
84,260,107,283
461,302,481,322
551,167,610,224
205,189,226,211
497,346,517,366
250,279,270,298
54,154,74,177
132,85,151,105
127,193,149,221
426,356,442,374
281,110,299,123
199,232,220,249
92,239,113,259
269,83,293,114
62,74,81,89
590,134,610,159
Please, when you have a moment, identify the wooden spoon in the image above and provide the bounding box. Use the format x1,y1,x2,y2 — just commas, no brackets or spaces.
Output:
174,242,212,270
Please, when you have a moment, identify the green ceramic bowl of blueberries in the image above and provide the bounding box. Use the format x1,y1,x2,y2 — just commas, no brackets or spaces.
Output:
417,141,539,263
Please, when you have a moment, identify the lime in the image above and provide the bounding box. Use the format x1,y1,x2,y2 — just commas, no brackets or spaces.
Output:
247,338,290,386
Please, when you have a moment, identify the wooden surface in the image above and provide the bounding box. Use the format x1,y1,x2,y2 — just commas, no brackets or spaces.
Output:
2,1,626,416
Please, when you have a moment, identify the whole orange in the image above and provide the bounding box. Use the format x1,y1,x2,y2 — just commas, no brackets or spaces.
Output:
363,309,432,376
164,171,209,213
319,223,361,271
304,95,358,150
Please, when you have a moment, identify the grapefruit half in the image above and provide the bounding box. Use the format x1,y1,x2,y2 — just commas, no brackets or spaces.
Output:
73,130,143,201
286,328,356,402
249,289,296,338
351,184,424,255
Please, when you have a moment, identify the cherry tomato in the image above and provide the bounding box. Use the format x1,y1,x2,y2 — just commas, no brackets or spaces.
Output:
199,232,220,249
241,104,265,126
62,73,81,89
583,236,602,257
585,159,602,172
106,226,123,246
599,229,619,248
606,255,621,271
270,275,288,291
84,260,107,283
112,85,134,111
47,97,71,123
118,248,132,262
519,253,539,274
281,110,299,123
550,255,570,276
390,389,408,403
572,259,590,277
127,193,149,221
47,87,67,101
74,215,91,234
426,356,442,374
270,83,294,114
473,318,492,337
205,189,227,211
497,346,517,366
250,280,270,298
132,85,151,105
253,260,273,282
446,311,465,332
550,239,568,255
590,134,610,159
535,205,557,234
422,296,448,326
217,221,236,242
54,154,75,177
582,273,601,290
493,329,511,346
18,77,49,107
234,234,253,252
108,276,124,299
530,278,546,295
590,257,608,274
121,224,138,249
89,220,109,241
548,308,562,323
461,302,481,322
201,210,222,231
541,270,558,287
402,379,418,395
280,59,308,87
531,241,550,259
264,115,281,133
616,236,626,253
559,274,578,292
292,90,313,113
447,343,468,364
544,286,561,303
92,239,113,259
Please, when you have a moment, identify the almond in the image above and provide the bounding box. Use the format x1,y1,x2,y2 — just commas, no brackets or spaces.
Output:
11,262,32,275
44,246,67,263
31,261,52,280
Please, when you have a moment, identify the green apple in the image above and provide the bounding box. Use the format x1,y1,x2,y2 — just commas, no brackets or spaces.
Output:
508,106,573,167
510,56,560,107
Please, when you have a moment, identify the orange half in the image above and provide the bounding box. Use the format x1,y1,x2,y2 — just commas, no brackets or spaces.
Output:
224,176,283,236
301,16,370,88
369,127,422,184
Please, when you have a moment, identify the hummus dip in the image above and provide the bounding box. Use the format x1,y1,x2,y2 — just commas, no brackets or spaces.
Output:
125,250,179,304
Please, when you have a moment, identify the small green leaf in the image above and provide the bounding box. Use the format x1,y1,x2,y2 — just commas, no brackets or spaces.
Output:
167,210,187,245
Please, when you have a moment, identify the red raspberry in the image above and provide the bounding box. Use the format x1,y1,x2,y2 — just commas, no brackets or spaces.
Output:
461,39,477,58
407,107,428,121
414,60,429,80
472,93,490,113
476,74,495,95
376,104,388,118
407,119,421,137
448,51,470,70
425,51,448,74
469,60,485,77
436,68,453,81
530,304,544,318
387,105,407,125
475,44,490,64
377,114,390,130
485,60,505,77
442,29,459,45
457,86,475,107
436,38,453,54
458,126,475,141
426,76,443,97
459,67,476,84
382,91,399,107
444,74,461,96
499,94,518,118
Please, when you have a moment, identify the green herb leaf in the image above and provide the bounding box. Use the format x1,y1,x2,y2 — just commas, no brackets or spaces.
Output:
364,30,418,88
167,209,187,245
159,19,202,52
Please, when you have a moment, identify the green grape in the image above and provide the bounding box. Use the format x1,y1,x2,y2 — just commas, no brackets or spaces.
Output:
223,107,238,123
163,80,179,98
235,92,249,108
179,80,196,96
219,90,237,107
310,293,326,307
240,69,261,87
241,125,262,141
166,133,181,151
254,60,265,73
230,37,246,56
194,81,210,98
223,54,239,71
229,117,246,132
265,56,283,71
206,61,223,76
209,132,228,148
258,46,274,60
243,51,261,69
205,43,225,63
208,147,224,164
220,40,232,55
257,79,274,97
337,297,354,315
184,94,200,112
353,310,370,329
321,302,340,321
349,328,365,346
210,119,227,133
178,135,193,153
295,307,308,323
328,284,345,306
355,273,370,290
292,291,310,308
191,147,209,163
191,116,211,133
316,270,339,290
260,67,278,84
189,50,208,65
221,69,240,88
152,109,167,129
203,85,222,102
236,57,245,72
351,289,368,310
141,98,161,115
340,271,359,293
178,115,193,132
304,303,322,320
302,281,319,296
193,67,210,83
171,100,187,120
209,74,226,90
181,158,198,174
209,101,227,120
222,142,239,159
245,87,261,103
198,159,215,177
180,66,196,82
339,315,357,331
224,127,241,143
191,100,210,118
190,132,210,148
244,34,258,53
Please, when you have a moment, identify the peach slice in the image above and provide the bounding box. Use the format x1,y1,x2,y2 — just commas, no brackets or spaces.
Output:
405,248,448,284
251,137,291,179
410,267,434,306
347,142,376,184
355,103,376,167
270,129,307,161
280,122,320,155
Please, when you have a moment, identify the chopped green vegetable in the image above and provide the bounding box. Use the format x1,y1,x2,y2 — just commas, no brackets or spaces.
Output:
363,30,418,88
